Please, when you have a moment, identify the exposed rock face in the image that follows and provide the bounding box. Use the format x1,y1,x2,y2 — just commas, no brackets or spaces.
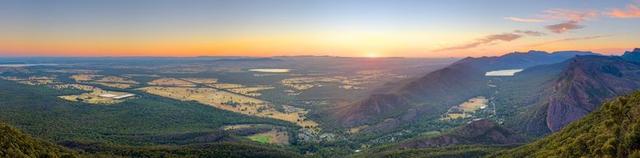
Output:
490,92,640,158
545,56,640,131
398,119,526,149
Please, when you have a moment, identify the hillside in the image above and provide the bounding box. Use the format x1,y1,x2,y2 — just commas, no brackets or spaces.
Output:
490,91,640,157
0,122,78,158
622,48,640,62
545,56,640,131
1,121,302,158
332,50,597,132
397,119,525,149
337,50,640,137
356,119,524,158
497,55,640,136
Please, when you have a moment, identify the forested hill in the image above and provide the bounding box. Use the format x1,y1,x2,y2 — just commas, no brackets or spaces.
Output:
1,121,303,158
490,91,640,158
0,122,79,158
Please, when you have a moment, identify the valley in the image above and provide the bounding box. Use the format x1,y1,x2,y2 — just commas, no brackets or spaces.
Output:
2,1,638,157
0,56,456,157
2,48,640,157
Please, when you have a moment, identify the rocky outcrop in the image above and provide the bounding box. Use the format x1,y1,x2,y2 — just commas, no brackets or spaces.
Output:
545,56,640,131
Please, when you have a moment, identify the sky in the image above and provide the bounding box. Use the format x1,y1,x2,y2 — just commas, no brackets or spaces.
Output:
0,0,639,57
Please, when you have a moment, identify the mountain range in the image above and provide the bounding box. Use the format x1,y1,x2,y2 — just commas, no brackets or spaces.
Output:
4,48,640,157
332,49,638,135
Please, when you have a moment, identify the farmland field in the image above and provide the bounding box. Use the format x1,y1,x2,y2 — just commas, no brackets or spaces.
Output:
0,56,456,156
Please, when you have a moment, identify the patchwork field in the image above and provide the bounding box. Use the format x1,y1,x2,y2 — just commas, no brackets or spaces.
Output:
182,78,218,84
442,96,488,120
459,96,488,112
138,86,319,129
280,71,404,94
176,78,277,97
71,74,139,88
147,78,195,87
227,86,274,97
1,76,57,86
208,83,245,89
94,82,133,89
70,74,102,82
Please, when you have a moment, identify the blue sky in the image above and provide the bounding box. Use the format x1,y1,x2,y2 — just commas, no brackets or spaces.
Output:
0,0,638,57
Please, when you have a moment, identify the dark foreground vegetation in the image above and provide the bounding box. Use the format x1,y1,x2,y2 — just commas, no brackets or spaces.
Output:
489,91,640,158
355,91,640,158
1,122,302,158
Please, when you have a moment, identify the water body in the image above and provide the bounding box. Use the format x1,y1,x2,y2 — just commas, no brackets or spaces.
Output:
485,69,523,77
0,64,58,67
249,69,291,73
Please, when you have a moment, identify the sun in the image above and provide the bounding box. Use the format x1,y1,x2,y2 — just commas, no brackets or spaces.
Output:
365,52,381,58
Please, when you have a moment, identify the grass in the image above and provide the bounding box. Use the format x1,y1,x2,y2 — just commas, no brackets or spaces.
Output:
248,135,271,144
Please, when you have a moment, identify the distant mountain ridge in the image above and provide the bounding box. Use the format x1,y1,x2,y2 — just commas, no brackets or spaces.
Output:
622,48,640,61
332,50,598,132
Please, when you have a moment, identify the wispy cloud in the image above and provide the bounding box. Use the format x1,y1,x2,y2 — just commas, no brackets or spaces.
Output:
506,9,597,34
607,4,640,18
528,35,609,47
434,29,548,52
434,33,522,52
540,9,597,34
514,30,546,36
504,17,544,23
543,9,599,22
505,9,597,23
545,21,584,34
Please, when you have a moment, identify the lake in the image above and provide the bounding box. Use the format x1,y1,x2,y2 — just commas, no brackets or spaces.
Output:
249,69,291,73
485,69,523,77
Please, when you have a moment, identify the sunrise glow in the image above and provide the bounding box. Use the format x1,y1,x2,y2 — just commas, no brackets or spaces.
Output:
0,0,639,57
365,52,381,58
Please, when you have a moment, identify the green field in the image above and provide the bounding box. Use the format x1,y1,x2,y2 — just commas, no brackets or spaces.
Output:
248,135,271,144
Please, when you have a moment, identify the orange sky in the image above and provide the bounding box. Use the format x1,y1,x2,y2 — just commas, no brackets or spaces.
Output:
1,0,639,57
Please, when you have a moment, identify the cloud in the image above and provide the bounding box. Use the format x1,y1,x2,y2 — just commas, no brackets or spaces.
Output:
529,35,609,47
607,4,640,18
434,33,522,52
514,30,546,36
506,9,596,34
545,21,584,33
504,17,544,23
543,9,599,22
505,9,597,23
